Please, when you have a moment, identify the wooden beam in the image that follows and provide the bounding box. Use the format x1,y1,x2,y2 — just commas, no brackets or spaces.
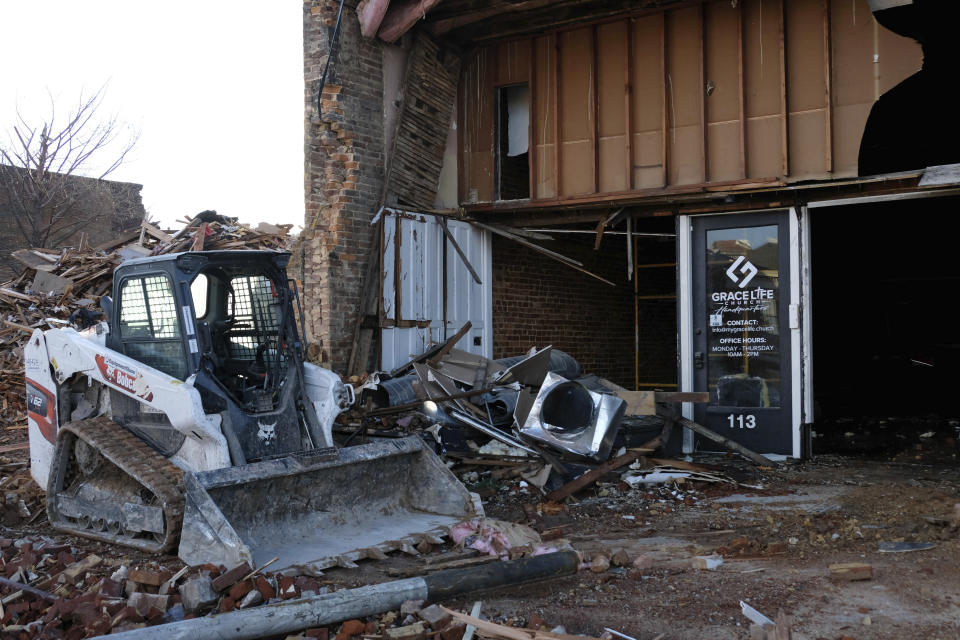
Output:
545,449,647,501
824,0,833,173
653,391,709,404
778,0,788,177
624,18,634,191
591,24,599,194
553,32,562,199
357,0,391,38
738,0,747,179
660,11,669,187
457,58,467,204
378,0,442,43
429,0,563,36
529,37,537,199
699,3,707,183
676,417,774,466
440,218,482,285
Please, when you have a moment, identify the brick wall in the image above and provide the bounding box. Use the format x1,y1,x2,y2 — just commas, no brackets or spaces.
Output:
303,0,385,370
492,232,677,389
0,166,144,279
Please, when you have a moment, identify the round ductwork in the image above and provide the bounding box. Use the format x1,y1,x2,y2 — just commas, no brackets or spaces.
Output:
540,381,594,438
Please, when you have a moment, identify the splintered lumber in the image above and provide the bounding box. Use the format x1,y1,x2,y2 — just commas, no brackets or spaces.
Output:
102,552,579,640
675,417,774,466
443,606,605,640
545,449,648,502
0,577,57,602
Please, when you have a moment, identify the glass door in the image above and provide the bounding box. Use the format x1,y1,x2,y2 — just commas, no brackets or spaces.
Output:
690,211,793,455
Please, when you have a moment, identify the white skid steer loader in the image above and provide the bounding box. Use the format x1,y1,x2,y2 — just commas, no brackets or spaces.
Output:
25,250,480,573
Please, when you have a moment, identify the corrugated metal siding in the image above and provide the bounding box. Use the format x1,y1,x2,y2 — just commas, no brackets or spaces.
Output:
381,212,492,370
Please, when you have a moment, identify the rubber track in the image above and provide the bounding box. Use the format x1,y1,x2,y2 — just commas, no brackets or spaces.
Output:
47,416,186,553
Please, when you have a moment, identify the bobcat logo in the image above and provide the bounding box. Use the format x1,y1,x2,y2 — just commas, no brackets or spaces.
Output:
256,421,277,446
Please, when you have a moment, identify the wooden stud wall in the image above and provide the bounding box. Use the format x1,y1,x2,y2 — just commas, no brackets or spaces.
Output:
459,0,921,205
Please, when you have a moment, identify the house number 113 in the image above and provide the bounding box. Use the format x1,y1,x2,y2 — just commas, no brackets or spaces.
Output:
727,414,756,429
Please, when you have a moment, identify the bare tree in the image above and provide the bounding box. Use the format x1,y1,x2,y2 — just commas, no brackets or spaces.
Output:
0,87,141,253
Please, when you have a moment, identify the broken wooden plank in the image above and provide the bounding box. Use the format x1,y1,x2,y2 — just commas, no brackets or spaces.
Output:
440,218,482,285
545,449,646,502
10,249,56,272
675,417,774,466
0,577,57,602
386,321,473,378
653,391,711,404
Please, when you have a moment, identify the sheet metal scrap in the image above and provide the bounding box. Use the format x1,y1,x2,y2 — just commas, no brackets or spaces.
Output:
365,344,633,465
519,372,626,462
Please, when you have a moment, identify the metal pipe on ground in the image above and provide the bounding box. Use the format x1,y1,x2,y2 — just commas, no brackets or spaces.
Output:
97,551,580,640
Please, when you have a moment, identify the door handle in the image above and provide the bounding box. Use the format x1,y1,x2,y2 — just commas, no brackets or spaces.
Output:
694,352,704,369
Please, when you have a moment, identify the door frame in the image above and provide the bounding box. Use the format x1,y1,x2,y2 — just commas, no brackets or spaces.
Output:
678,207,811,458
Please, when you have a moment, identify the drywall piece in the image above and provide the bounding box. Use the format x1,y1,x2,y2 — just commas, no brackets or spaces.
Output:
496,39,530,86
705,1,742,182
743,0,784,179
533,35,556,199
598,20,628,193
559,27,594,197
666,6,704,186
631,14,664,189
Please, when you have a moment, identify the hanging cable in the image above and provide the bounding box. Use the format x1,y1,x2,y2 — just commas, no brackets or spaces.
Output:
316,0,347,115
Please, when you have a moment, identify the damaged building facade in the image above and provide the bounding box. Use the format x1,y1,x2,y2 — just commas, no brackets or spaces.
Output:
303,0,960,458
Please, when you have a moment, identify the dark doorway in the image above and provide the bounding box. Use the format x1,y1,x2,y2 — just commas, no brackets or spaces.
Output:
810,195,960,455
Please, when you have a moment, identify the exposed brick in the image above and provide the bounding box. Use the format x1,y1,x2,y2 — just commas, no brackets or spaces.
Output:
492,233,677,387
129,567,172,587
228,580,253,602
210,562,251,592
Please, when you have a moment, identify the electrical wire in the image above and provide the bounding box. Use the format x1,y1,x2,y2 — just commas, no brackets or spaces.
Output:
316,0,347,116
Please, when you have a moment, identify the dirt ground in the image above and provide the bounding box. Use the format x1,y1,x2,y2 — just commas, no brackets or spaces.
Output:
451,456,960,640
3,419,960,640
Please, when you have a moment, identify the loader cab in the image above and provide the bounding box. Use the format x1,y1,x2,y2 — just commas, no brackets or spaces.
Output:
107,251,300,410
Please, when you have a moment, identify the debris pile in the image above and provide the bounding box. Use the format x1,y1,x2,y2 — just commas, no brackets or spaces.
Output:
0,213,295,428
346,324,767,504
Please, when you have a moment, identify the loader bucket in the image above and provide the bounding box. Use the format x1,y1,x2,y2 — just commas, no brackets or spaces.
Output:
177,436,482,574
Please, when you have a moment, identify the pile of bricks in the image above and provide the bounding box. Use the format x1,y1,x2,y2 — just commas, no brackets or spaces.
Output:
0,535,483,639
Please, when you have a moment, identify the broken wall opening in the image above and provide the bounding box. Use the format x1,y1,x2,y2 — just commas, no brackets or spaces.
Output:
491,217,676,390
495,84,530,201
810,195,960,457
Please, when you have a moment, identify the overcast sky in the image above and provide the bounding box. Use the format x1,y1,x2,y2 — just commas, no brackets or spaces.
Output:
0,1,305,230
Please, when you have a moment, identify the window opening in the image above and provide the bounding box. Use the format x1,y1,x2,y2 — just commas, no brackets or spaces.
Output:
118,275,185,379
191,274,209,318
227,275,284,368
495,83,530,201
